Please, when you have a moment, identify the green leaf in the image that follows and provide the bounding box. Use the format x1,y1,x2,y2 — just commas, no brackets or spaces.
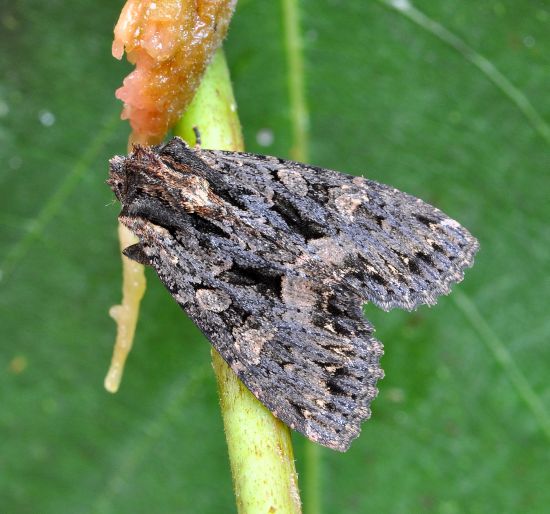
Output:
1,1,548,513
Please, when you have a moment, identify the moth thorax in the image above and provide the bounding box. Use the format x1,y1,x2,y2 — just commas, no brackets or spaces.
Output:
181,175,212,209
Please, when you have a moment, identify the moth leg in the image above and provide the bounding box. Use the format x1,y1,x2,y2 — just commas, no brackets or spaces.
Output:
122,242,150,266
192,126,202,149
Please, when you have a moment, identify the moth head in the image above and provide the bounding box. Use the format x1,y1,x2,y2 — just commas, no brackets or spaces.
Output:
108,145,163,203
107,155,127,201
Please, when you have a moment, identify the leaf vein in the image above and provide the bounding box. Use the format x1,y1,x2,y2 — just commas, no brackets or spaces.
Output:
377,0,550,145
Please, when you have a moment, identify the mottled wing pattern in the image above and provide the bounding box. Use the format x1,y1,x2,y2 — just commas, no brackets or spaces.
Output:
195,145,479,311
110,137,478,450
119,213,383,452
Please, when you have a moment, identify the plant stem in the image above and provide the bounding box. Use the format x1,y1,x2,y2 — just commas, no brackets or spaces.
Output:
174,48,302,514
282,0,310,161
281,2,321,513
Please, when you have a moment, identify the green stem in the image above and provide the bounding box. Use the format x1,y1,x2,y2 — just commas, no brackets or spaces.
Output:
174,49,302,514
281,2,321,513
282,0,310,161
303,442,321,514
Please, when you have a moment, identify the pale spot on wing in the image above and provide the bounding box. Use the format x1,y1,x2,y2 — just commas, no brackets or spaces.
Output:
233,325,275,364
334,193,364,218
195,288,232,312
277,169,309,196
281,275,321,325
308,236,355,265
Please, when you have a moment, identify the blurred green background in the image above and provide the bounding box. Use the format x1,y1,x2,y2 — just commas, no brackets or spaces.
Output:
1,1,549,512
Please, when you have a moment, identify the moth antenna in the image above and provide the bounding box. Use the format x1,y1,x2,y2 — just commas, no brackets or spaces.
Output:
193,126,202,149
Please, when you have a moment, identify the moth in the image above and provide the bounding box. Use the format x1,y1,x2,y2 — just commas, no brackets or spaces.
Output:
108,136,478,451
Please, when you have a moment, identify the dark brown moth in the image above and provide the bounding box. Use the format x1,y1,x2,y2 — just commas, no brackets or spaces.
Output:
108,137,478,451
